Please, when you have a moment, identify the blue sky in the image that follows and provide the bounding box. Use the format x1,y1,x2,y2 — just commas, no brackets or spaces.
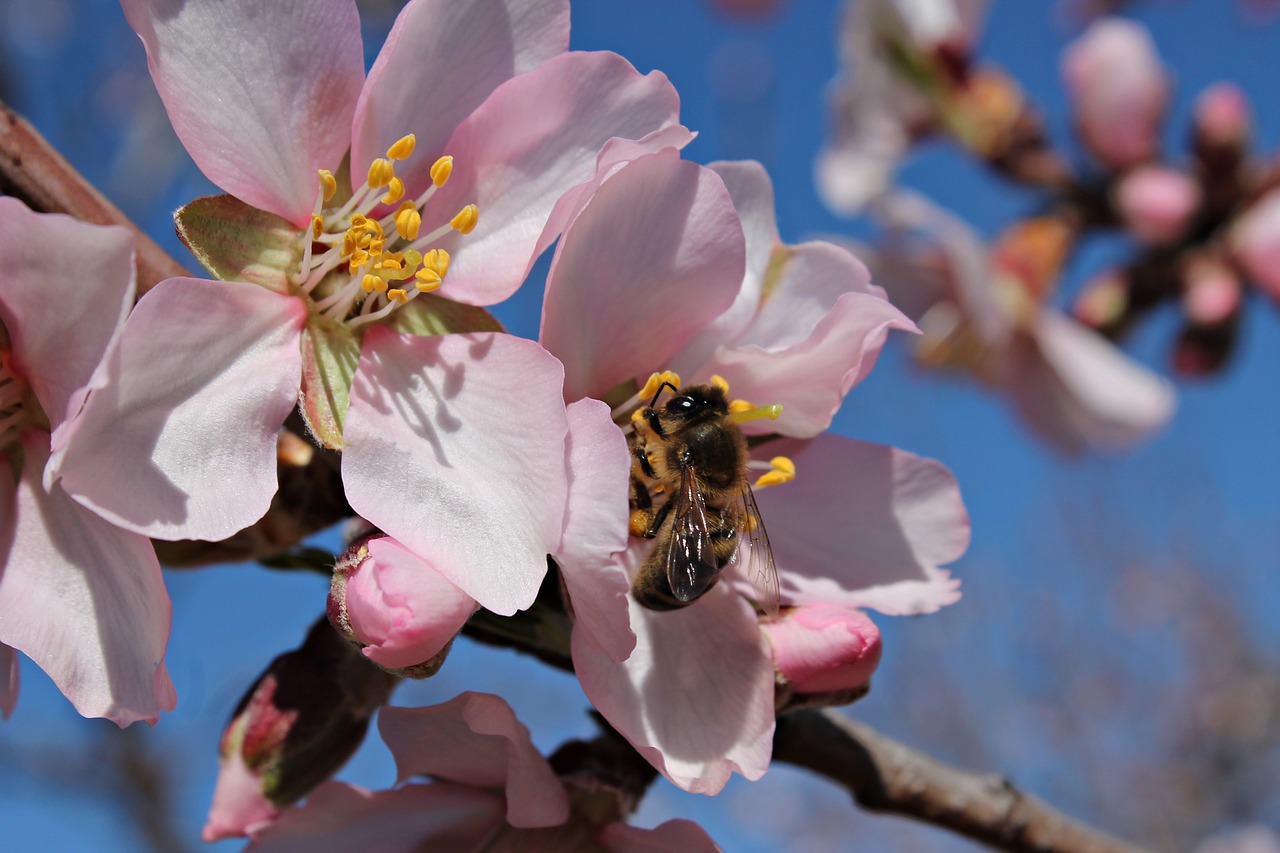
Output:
1,1,1279,850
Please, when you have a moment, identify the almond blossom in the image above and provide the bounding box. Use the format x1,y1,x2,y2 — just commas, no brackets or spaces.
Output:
869,191,1176,452
817,0,988,212
54,0,687,574
0,197,174,726
538,152,969,792
241,692,724,852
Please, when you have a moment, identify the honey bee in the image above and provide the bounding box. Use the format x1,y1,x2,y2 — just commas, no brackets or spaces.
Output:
628,381,780,615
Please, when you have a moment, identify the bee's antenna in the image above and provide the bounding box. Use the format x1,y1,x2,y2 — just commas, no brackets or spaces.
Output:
649,381,679,409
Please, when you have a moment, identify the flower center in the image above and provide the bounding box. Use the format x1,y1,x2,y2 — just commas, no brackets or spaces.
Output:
293,133,479,331
0,350,40,454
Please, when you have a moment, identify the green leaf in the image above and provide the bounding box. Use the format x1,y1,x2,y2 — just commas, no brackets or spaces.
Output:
299,316,360,449
388,292,504,337
175,194,299,293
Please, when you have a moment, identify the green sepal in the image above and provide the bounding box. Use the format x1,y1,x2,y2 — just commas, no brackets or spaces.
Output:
299,316,360,449
388,292,504,337
174,194,299,293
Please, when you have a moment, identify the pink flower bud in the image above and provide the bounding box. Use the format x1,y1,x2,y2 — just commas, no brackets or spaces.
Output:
1194,82,1251,152
1182,256,1242,326
1073,269,1129,330
329,536,477,677
1114,166,1200,245
1230,190,1280,300
203,619,398,841
1062,18,1168,170
762,605,882,695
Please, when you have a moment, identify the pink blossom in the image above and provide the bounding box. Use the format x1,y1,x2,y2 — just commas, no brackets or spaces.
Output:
817,0,989,212
1113,166,1200,246
0,198,174,727
328,536,477,673
540,153,967,792
1194,82,1252,151
872,191,1176,452
762,604,883,695
61,0,686,546
243,693,724,851
1230,190,1280,300
1062,18,1169,170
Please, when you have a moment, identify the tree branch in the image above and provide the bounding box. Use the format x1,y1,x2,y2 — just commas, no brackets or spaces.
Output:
772,709,1150,853
0,98,187,293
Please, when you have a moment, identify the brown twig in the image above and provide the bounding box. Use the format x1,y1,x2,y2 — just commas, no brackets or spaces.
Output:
0,98,187,293
773,709,1151,853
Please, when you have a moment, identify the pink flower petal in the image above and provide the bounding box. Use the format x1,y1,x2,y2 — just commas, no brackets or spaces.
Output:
203,749,279,842
1007,309,1176,453
0,642,18,719
49,278,306,541
754,435,966,615
379,692,569,828
600,819,725,853
0,431,174,726
574,582,775,793
412,50,685,307
122,0,365,225
556,399,635,664
0,199,135,437
541,152,745,402
693,242,915,438
245,782,504,853
350,0,569,184
343,537,476,670
342,331,568,616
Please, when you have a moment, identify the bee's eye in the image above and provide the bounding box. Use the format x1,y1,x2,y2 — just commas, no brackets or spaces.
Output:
676,398,693,409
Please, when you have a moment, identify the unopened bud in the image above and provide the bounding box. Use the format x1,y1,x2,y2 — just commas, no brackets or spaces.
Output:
763,605,882,706
1061,19,1168,170
202,617,398,841
1073,269,1129,332
1113,166,1200,246
1193,82,1251,155
329,535,476,678
1182,255,1242,327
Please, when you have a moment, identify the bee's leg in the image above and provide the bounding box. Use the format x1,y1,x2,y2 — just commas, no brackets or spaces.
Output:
641,495,674,540
629,475,660,538
631,444,658,479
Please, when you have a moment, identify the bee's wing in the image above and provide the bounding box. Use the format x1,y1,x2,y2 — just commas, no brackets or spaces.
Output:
665,465,719,603
732,484,781,617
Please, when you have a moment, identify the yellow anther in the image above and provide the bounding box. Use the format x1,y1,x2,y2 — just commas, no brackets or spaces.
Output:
361,273,383,294
367,157,395,189
710,374,731,394
368,238,385,255
631,408,647,427
381,177,405,205
729,403,784,425
395,206,422,241
450,203,479,234
430,155,454,187
754,456,796,490
377,257,403,271
311,215,324,239
639,370,682,402
386,134,416,161
423,248,450,278
348,249,370,271
415,268,442,292
318,169,337,202
728,399,754,415
388,288,409,304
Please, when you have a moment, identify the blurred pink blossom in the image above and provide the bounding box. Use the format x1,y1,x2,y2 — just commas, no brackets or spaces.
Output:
1113,165,1200,246
1230,189,1280,300
0,197,174,726
1062,18,1169,170
871,191,1176,452
817,0,989,212
1194,82,1252,150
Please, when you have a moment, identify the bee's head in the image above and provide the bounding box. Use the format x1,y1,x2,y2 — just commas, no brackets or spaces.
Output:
660,383,730,424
